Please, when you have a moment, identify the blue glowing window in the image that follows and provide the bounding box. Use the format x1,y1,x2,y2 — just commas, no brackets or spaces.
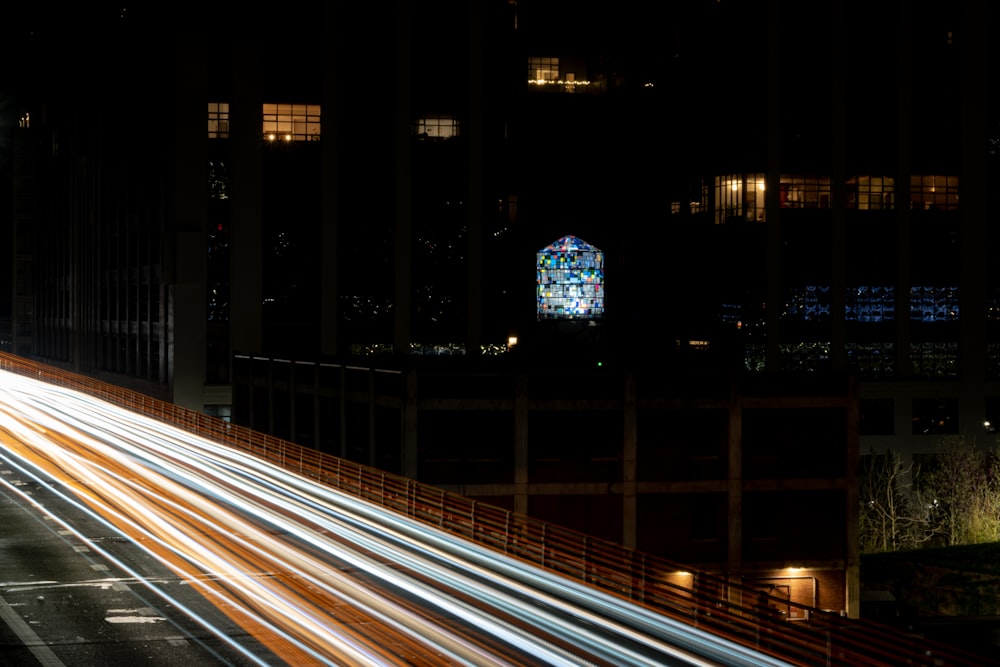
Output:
537,235,605,320
845,286,895,322
909,286,959,323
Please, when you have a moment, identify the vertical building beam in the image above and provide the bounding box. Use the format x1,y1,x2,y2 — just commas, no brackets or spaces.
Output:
230,39,264,359
830,0,848,372
320,6,340,357
895,1,912,379
466,0,484,355
764,0,782,373
514,374,529,515
845,375,861,618
170,33,208,410
960,0,989,445
621,373,637,549
402,368,419,479
393,0,413,353
727,372,744,605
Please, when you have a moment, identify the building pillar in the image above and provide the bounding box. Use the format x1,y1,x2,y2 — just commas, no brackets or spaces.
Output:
514,374,529,515
764,0,782,374
622,373,637,549
393,0,413,353
727,372,744,606
170,33,208,411
845,375,861,618
320,6,340,357
466,0,484,355
402,368,418,478
230,39,264,359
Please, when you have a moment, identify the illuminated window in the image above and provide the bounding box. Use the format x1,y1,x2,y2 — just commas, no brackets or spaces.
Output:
415,115,461,140
528,56,559,83
208,102,229,139
846,175,894,209
910,175,958,211
909,286,958,323
537,235,604,320
845,286,895,322
779,175,831,209
715,174,765,223
781,285,830,321
263,103,321,142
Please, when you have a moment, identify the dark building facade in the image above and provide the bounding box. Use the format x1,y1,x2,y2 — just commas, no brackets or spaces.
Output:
1,0,998,620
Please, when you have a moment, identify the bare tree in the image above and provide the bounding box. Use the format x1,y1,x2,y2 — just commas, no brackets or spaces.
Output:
917,436,1000,547
859,449,931,553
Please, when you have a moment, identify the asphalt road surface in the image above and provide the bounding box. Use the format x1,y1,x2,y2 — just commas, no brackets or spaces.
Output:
0,459,284,666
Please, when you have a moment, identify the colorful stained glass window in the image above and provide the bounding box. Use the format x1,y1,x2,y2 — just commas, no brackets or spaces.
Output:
536,235,604,320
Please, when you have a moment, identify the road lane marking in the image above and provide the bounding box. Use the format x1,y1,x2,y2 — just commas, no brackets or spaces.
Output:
0,593,66,666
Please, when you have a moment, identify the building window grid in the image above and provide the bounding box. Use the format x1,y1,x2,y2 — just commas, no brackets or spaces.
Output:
715,174,765,224
910,175,959,211
415,115,461,140
781,285,831,322
909,286,959,323
910,343,959,378
846,342,895,378
263,103,321,142
208,102,229,139
779,175,831,209
845,286,895,322
782,285,957,323
778,341,830,372
528,57,560,83
846,175,894,210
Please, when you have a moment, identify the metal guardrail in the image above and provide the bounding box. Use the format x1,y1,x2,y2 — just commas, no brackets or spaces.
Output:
0,352,990,667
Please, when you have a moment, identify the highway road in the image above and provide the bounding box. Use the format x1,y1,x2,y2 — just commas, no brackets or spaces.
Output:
0,370,793,666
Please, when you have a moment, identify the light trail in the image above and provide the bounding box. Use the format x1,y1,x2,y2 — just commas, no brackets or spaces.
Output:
0,370,793,666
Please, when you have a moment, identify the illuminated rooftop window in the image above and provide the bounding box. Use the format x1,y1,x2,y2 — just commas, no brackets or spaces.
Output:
263,103,320,142
527,56,592,91
537,235,604,320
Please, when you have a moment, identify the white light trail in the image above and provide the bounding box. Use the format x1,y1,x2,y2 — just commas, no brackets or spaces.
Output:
0,370,793,667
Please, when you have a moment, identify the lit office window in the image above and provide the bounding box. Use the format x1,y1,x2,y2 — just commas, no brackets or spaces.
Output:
910,175,959,211
415,115,461,140
846,175,894,209
779,175,831,209
537,235,604,320
845,286,895,322
715,174,765,223
208,103,229,139
781,285,831,321
778,341,830,372
909,286,959,323
263,103,321,142
528,56,559,83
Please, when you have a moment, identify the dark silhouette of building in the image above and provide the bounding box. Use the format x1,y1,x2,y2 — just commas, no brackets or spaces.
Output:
1,0,997,619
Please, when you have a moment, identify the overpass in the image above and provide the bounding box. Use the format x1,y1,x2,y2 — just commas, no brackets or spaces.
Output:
0,353,990,666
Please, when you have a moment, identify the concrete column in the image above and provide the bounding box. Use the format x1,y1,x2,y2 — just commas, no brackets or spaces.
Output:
320,7,340,357
170,34,208,410
622,373,637,549
402,369,418,478
393,0,412,353
230,39,263,358
514,374,529,515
